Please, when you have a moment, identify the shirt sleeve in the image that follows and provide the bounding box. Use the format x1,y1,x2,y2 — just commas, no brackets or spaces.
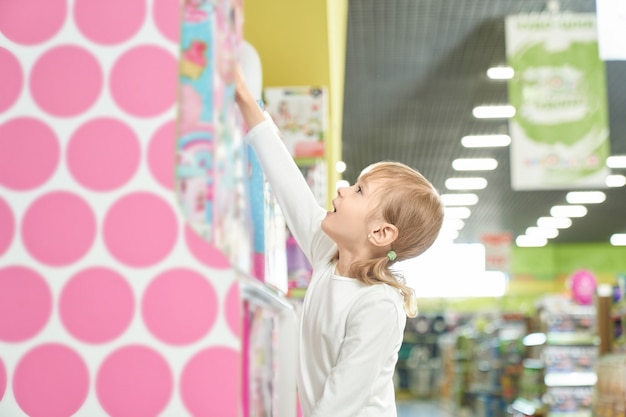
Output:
245,119,331,263
310,288,403,417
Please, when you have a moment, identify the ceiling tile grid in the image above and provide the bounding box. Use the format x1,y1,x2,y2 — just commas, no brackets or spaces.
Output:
342,0,626,243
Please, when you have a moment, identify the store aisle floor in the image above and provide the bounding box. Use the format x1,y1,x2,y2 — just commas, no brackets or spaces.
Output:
396,399,456,417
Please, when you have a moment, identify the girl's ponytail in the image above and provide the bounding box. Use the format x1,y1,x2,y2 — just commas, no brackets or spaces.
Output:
331,252,420,318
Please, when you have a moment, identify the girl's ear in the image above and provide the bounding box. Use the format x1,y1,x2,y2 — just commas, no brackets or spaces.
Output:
369,222,398,247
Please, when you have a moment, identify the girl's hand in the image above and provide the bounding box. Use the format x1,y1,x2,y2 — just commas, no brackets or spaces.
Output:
234,66,265,129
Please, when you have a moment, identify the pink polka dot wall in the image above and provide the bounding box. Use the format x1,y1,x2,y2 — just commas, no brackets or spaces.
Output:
0,0,242,416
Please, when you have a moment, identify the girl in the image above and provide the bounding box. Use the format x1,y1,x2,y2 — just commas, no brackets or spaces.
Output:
235,70,444,417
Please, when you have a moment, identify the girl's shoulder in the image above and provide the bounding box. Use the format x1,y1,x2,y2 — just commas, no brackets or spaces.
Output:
348,284,407,330
354,282,404,308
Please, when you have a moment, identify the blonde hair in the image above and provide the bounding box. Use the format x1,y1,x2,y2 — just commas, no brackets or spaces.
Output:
331,161,444,317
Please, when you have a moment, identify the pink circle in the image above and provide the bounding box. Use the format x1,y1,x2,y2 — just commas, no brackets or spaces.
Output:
153,0,180,43
0,118,60,190
142,268,218,345
181,347,239,417
0,0,66,45
13,344,89,417
110,46,177,117
225,282,241,338
31,45,102,117
22,192,96,266
0,48,23,112
147,120,176,190
570,270,597,305
0,266,52,342
74,0,146,45
0,198,14,257
68,118,140,191
0,358,5,401
104,192,177,267
60,267,134,344
184,225,230,269
97,345,172,417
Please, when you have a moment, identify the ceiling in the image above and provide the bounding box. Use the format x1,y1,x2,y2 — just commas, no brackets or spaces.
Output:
341,0,626,245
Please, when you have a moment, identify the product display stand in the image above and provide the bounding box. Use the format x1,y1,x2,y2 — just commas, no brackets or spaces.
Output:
440,314,527,417
539,299,598,417
592,276,626,415
240,273,298,417
511,357,546,417
594,353,626,416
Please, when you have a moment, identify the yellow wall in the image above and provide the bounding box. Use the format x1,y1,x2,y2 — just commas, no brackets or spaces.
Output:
243,0,347,207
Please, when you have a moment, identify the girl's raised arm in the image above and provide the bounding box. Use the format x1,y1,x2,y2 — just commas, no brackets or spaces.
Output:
234,67,266,131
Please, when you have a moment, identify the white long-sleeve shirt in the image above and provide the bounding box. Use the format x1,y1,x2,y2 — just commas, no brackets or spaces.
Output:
246,120,406,417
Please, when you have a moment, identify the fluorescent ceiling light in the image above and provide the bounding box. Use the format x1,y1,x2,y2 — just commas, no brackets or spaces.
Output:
526,227,559,239
440,193,479,206
461,135,511,148
442,218,465,230
472,105,516,119
444,207,471,219
487,66,514,80
606,175,626,187
611,233,626,246
550,205,588,218
607,155,626,168
516,235,548,247
335,160,347,173
438,228,459,241
537,217,572,229
445,177,488,190
566,191,606,204
452,158,498,171
335,180,350,189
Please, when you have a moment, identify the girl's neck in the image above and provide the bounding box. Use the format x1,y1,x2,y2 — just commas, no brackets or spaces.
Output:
334,251,362,277
334,262,352,277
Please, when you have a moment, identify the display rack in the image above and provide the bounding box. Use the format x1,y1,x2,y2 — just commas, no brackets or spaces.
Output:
592,276,626,416
240,273,298,417
439,314,527,417
594,353,626,416
540,301,598,417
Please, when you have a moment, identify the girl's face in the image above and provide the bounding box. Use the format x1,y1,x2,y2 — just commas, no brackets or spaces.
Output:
322,178,385,248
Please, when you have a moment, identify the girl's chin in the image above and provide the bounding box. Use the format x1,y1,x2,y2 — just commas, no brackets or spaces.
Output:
321,216,332,233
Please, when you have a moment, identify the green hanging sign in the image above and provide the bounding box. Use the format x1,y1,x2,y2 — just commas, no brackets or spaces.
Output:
506,13,610,190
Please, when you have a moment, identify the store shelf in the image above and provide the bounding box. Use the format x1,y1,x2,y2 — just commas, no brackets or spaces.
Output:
536,297,598,417
545,333,598,346
543,372,597,387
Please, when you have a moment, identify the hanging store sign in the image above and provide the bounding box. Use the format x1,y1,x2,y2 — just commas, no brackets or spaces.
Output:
505,13,610,190
480,232,512,273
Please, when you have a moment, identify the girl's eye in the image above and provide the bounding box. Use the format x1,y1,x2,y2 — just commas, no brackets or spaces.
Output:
356,185,362,194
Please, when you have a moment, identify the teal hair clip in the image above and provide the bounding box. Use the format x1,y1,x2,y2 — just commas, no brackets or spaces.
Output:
387,250,397,262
